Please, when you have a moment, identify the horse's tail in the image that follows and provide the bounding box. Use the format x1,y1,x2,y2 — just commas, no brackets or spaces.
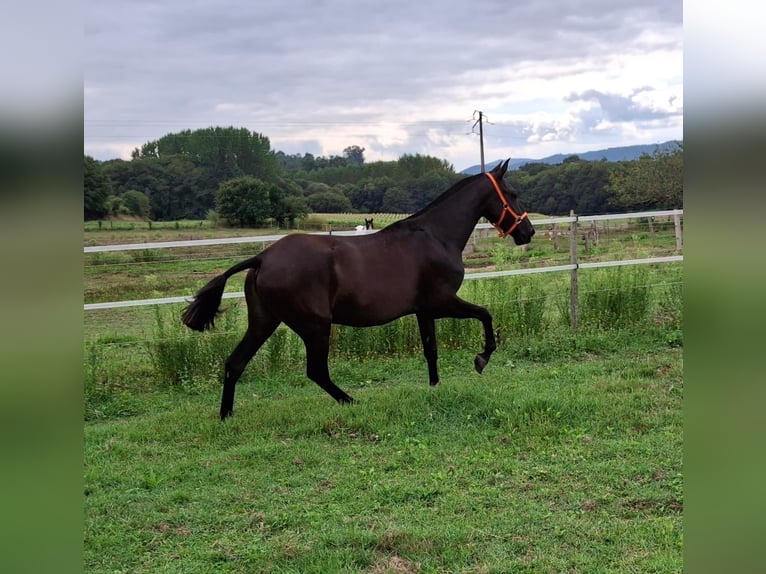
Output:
181,255,262,331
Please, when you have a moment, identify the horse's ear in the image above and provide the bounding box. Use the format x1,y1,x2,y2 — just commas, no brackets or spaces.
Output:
491,158,510,176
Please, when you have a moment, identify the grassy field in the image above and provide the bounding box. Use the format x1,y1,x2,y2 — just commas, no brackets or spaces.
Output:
84,274,683,572
84,215,683,572
85,328,682,573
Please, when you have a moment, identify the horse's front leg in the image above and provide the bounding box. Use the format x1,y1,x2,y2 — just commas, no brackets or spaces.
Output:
416,312,440,385
435,297,497,374
472,309,497,374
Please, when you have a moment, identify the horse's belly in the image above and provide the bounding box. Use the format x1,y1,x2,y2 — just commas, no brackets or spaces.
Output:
331,286,414,327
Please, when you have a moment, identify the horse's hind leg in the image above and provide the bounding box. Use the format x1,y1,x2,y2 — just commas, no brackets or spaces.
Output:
291,320,354,404
220,316,279,420
416,313,440,386
220,321,278,419
220,270,279,420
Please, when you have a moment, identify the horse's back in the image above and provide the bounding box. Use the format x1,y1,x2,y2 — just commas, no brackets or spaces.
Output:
253,230,460,326
254,233,407,325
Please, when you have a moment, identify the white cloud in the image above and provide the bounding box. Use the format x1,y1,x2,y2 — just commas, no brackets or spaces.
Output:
84,0,683,170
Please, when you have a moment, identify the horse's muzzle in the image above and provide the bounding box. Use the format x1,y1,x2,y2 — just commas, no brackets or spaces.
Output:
513,226,535,245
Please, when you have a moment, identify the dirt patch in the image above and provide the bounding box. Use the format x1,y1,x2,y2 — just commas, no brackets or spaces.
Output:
367,555,420,574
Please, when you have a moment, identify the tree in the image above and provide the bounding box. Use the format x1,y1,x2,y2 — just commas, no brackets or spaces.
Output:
266,184,310,226
307,191,352,213
608,143,683,210
396,153,454,179
215,176,273,227
84,155,111,220
275,151,305,173
407,171,456,211
304,181,333,196
103,195,128,217
343,145,365,165
517,162,551,176
122,190,151,218
346,178,388,212
133,126,282,188
381,186,413,213
279,196,311,227
103,156,207,220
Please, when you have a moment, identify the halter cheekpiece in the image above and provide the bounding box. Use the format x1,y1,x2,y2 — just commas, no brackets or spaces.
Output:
484,172,528,238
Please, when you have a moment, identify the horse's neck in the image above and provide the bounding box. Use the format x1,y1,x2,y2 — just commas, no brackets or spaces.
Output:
411,184,486,249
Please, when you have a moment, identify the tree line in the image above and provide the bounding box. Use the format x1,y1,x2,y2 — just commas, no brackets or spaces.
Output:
84,126,682,225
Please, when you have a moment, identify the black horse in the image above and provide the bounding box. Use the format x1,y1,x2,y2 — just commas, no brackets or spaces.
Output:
182,159,535,419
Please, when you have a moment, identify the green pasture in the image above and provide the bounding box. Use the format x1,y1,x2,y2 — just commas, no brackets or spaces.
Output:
83,219,683,572
85,327,682,573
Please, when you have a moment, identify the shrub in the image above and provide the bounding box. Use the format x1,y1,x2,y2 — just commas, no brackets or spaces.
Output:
216,177,273,227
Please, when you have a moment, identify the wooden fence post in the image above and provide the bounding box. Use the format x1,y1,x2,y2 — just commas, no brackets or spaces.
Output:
674,213,683,252
569,210,579,331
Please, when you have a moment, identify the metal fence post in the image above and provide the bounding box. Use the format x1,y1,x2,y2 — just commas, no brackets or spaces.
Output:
570,209,579,331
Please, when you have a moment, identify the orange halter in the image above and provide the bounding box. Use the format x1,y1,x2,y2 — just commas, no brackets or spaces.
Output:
484,172,528,238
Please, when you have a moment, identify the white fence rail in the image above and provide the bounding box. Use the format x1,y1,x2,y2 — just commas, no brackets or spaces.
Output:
84,209,683,312
84,210,683,254
83,229,370,253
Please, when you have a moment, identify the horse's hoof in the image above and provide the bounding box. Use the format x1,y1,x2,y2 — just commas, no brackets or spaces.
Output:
474,355,487,374
429,379,441,387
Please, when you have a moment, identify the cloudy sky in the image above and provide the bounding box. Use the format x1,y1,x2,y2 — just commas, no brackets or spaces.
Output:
84,0,683,171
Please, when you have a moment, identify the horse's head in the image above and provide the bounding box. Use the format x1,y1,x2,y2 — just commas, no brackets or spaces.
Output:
483,159,535,245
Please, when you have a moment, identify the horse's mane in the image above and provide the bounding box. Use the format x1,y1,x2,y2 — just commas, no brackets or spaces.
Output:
388,174,481,228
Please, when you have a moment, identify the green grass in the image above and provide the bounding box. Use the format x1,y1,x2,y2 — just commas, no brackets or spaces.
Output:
83,237,683,571
85,332,682,573
84,218,215,232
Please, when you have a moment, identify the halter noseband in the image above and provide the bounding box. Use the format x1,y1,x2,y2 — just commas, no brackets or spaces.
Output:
484,172,528,238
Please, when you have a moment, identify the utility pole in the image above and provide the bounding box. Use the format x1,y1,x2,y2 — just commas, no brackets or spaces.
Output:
472,110,487,173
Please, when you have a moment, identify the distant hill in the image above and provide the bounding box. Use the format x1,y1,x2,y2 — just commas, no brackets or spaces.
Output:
460,140,681,175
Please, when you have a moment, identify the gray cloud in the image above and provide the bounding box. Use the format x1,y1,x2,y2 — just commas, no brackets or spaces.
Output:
567,87,681,123
85,0,683,168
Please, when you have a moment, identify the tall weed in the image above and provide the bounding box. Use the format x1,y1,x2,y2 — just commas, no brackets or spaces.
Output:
580,266,651,329
148,305,242,392
503,276,549,337
90,267,683,405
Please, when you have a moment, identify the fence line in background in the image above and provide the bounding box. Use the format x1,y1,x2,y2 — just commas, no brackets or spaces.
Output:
84,229,370,253
83,209,683,312
84,209,683,254
83,255,683,311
